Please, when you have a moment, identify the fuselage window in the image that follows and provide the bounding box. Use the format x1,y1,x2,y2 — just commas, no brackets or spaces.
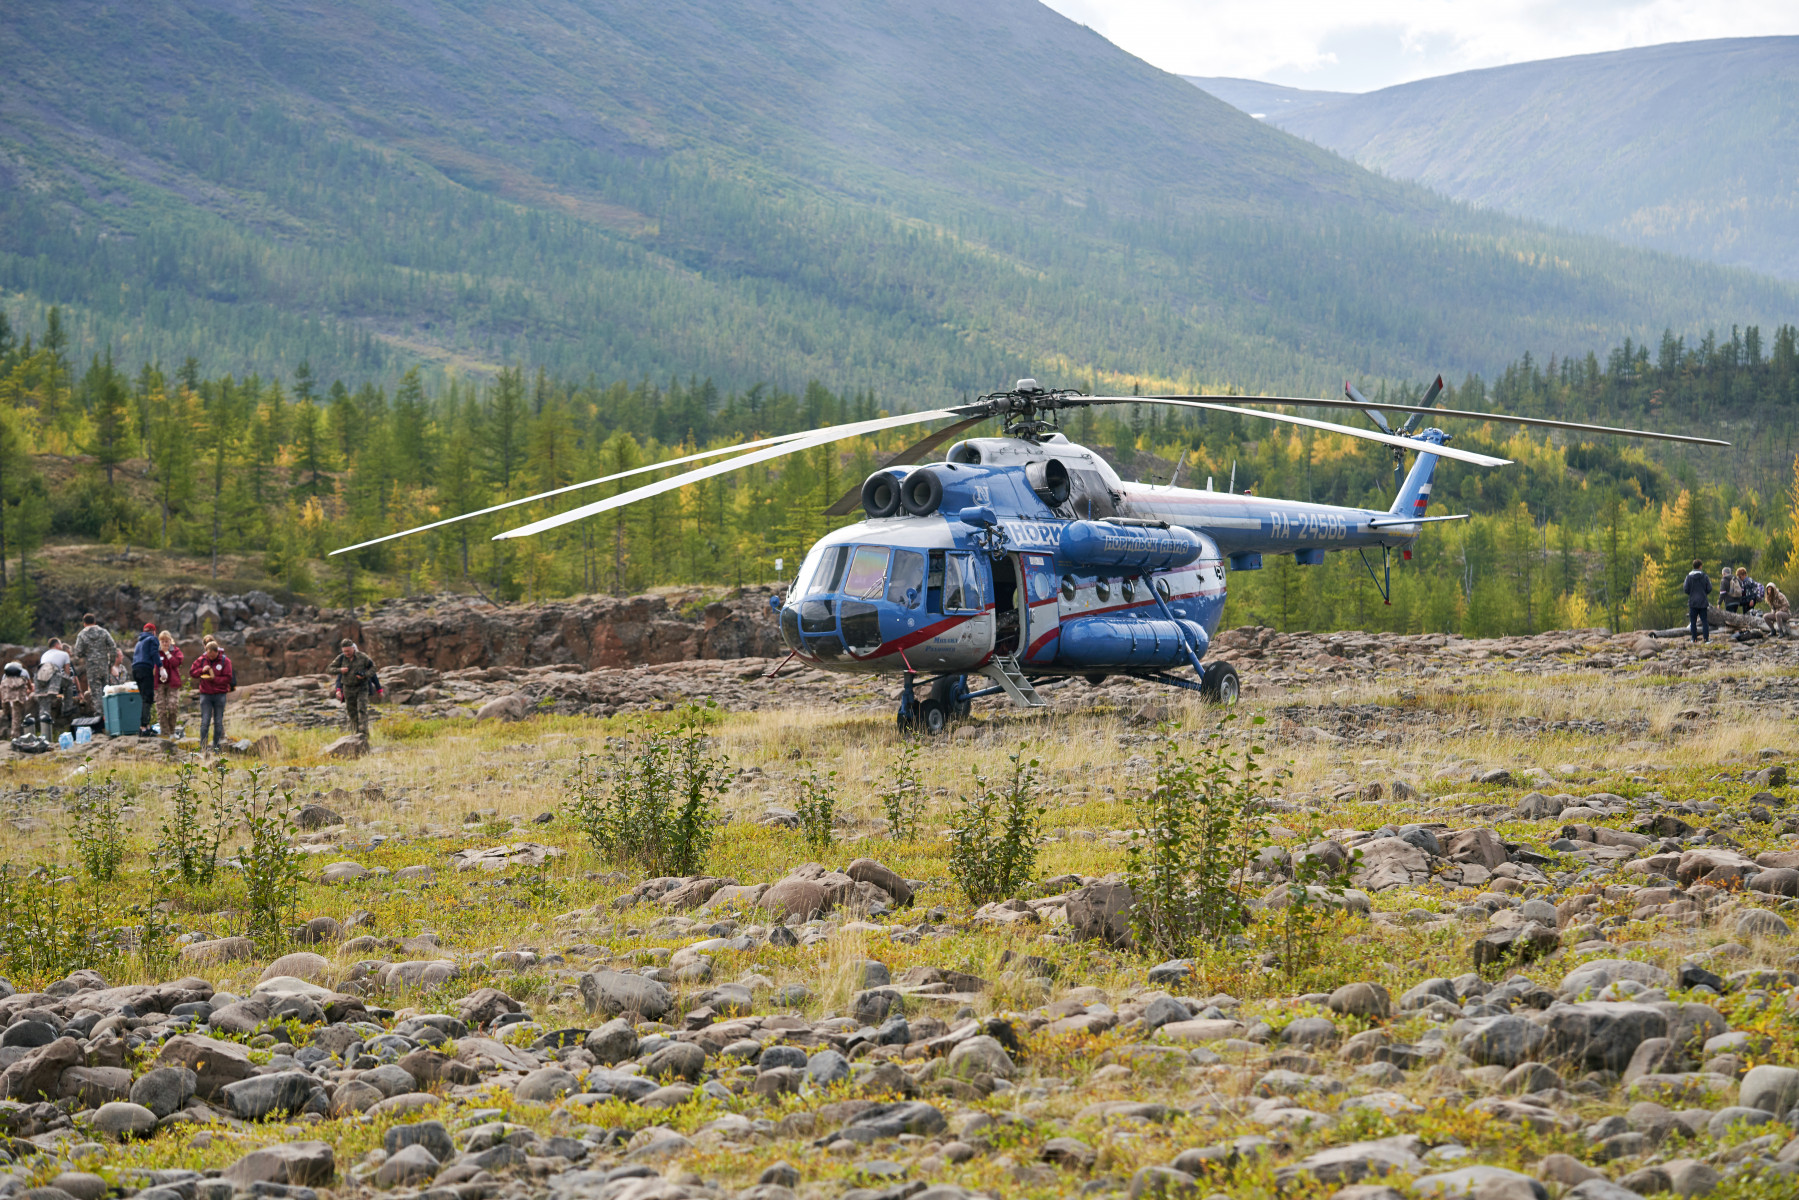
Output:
888,550,925,608
843,545,891,600
1095,579,1111,602
944,552,984,613
1060,575,1076,601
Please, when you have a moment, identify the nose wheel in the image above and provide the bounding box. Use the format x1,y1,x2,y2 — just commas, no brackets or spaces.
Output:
898,674,972,735
1200,661,1240,705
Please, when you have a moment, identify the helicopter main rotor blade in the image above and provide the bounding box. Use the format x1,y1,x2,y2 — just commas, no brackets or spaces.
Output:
822,415,991,516
329,429,821,556
1141,392,1729,447
1081,397,1512,468
495,406,977,540
1344,381,1392,434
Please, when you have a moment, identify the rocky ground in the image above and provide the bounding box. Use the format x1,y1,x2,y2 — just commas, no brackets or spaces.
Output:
1,622,1797,1200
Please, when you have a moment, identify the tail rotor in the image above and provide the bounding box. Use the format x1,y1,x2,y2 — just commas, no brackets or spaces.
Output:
1348,375,1443,496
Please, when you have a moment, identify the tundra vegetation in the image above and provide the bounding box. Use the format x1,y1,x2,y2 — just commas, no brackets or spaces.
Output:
1,638,1797,1200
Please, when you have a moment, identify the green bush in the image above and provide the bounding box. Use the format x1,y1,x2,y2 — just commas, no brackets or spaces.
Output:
563,704,728,877
879,739,926,842
1126,717,1278,960
795,763,838,856
156,761,230,887
66,770,128,884
947,749,1044,905
233,766,304,956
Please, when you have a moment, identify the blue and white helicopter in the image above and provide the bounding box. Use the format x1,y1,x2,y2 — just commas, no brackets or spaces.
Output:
341,379,1724,734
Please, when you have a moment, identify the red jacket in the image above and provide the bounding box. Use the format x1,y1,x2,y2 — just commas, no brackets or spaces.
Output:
190,652,234,694
156,645,184,690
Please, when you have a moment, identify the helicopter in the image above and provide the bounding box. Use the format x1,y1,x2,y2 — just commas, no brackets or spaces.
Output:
338,378,1726,734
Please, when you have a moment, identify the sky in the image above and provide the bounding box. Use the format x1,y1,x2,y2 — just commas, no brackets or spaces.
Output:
1041,0,1799,92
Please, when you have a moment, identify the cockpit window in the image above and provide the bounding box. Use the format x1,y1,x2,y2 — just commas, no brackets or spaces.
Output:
842,546,890,600
888,550,925,608
803,546,849,597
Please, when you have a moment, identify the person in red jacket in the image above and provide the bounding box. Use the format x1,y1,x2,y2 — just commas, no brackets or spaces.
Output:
189,637,234,748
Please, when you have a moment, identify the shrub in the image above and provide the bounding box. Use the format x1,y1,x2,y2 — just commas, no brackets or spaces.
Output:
1265,828,1359,988
563,703,727,877
795,763,838,856
947,749,1044,904
1126,717,1278,960
234,767,305,956
156,761,231,887
879,739,926,842
0,864,111,982
67,769,128,884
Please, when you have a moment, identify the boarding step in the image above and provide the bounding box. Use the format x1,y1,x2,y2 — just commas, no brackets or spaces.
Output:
981,655,1047,709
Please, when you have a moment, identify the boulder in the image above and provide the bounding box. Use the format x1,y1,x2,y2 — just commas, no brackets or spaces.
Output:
1675,847,1759,887
578,970,673,1021
129,1066,196,1118
1540,1002,1667,1073
295,803,342,830
1444,829,1509,870
645,1042,706,1083
1740,1064,1799,1116
845,858,913,906
946,1035,1016,1080
455,986,523,1028
1462,1016,1548,1068
219,1141,335,1187
1351,838,1432,891
515,1067,579,1102
659,876,735,910
223,1070,318,1120
1515,793,1564,821
1735,910,1792,939
375,1144,441,1189
1328,982,1391,1020
1557,959,1670,998
90,1101,158,1140
157,1034,256,1099
1473,923,1559,970
259,952,331,983
57,1065,132,1107
379,960,460,991
1280,1137,1425,1186
178,936,254,965
585,1017,640,1064
475,694,530,722
325,733,369,758
1750,868,1799,897
2,1037,83,1101
330,1079,384,1115
1065,881,1135,948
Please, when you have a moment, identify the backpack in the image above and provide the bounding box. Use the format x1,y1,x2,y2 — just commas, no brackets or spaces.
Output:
35,661,55,684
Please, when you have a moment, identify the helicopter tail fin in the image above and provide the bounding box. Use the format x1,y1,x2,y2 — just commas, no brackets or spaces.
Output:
1389,429,1451,519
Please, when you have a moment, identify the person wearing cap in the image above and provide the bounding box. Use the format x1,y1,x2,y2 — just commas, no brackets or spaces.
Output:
154,630,184,738
72,612,118,710
131,622,162,735
189,638,234,749
328,638,379,737
2,660,33,738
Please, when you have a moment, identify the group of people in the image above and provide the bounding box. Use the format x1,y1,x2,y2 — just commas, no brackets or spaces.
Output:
1682,560,1791,642
1,619,382,750
2,613,237,746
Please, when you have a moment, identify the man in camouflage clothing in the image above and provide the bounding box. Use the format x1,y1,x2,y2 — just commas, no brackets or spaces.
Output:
328,638,379,737
72,613,119,711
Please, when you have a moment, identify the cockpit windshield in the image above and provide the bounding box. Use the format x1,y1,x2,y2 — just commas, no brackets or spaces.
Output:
842,546,890,600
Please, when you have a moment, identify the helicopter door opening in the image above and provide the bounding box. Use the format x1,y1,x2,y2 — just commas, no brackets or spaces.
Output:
991,554,1020,654
1018,553,1060,666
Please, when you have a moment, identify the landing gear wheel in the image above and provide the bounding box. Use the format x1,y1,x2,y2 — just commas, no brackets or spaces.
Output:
917,698,949,735
1200,661,1240,705
929,674,971,720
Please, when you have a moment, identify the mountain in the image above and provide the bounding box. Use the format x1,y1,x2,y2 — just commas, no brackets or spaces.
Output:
1192,38,1799,280
1,2,1794,401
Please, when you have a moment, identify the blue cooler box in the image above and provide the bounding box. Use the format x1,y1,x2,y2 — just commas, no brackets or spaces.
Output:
103,690,143,736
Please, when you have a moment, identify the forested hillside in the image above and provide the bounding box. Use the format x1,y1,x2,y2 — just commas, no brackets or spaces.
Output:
2,1,1794,402
2,307,1795,642
1194,38,1799,280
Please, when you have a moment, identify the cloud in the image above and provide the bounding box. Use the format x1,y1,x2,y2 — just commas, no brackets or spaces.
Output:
1041,0,1799,91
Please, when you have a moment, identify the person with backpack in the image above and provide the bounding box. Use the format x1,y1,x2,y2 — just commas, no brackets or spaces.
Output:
72,614,118,711
1735,566,1762,612
155,630,184,738
35,638,76,732
2,662,33,738
189,638,234,749
131,623,161,735
1682,559,1711,643
328,638,380,737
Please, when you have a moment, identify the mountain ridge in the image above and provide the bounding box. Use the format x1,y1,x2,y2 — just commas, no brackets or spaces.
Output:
1,2,1793,400
1192,36,1799,280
